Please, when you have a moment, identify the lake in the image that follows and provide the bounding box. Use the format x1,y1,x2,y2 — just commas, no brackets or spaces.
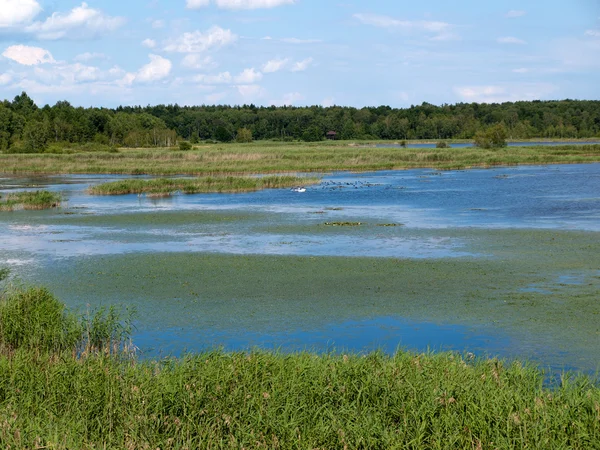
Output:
375,141,600,149
1,163,599,373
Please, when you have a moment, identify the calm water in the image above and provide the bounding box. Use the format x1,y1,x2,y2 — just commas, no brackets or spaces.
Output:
1,163,599,371
376,141,600,149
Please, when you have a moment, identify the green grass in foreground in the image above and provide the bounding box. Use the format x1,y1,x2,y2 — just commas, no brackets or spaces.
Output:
0,190,61,211
1,284,600,449
88,175,319,196
1,142,599,175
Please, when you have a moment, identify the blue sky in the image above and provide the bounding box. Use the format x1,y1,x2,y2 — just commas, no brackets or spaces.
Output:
0,0,599,107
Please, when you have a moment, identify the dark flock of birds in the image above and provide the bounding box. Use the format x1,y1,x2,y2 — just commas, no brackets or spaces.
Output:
291,180,384,192
290,180,408,193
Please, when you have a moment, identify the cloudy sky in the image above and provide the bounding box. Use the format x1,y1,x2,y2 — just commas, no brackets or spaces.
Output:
0,0,599,108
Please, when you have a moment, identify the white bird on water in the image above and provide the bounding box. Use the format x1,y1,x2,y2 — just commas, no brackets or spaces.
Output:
292,187,306,193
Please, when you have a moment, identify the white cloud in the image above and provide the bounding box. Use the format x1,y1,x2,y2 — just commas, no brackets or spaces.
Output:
187,0,295,10
206,92,227,104
136,54,172,82
512,68,530,73
25,2,126,40
553,37,600,69
186,0,211,7
142,38,157,48
0,0,42,28
117,73,136,87
2,45,55,66
321,97,335,107
182,54,218,70
262,58,289,73
497,36,526,45
354,13,410,28
194,72,233,84
33,62,102,84
74,52,106,62
430,32,460,42
270,91,303,106
0,73,12,85
194,68,262,84
280,37,322,44
234,68,263,83
506,10,526,18
586,30,600,38
151,19,165,29
164,26,237,52
236,84,265,100
354,13,450,32
454,83,558,103
291,57,313,72
353,13,455,40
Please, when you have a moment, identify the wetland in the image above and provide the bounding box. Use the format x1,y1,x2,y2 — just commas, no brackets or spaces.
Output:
1,162,599,373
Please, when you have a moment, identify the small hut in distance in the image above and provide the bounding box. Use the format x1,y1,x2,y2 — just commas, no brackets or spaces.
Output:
326,131,338,140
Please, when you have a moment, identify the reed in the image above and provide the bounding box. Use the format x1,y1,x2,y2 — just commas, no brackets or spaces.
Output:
0,143,599,176
88,175,319,196
0,190,61,211
0,286,599,449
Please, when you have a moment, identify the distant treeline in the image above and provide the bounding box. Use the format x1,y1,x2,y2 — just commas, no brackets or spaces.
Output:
1,92,599,152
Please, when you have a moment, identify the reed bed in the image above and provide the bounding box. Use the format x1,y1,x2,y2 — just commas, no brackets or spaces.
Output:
1,285,599,449
0,190,61,211
88,175,319,196
1,143,599,176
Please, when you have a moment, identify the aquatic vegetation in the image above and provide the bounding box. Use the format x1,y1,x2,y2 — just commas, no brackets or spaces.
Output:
324,221,362,226
0,286,599,449
0,190,61,211
1,143,599,176
88,175,320,196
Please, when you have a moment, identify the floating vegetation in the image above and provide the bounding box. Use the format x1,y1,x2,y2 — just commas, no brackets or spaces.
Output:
88,176,320,196
377,223,403,227
324,221,362,226
0,190,61,211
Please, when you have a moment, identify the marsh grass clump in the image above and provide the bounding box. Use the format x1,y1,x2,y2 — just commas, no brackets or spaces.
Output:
0,190,61,211
1,143,599,176
0,285,132,357
88,175,320,196
0,287,81,354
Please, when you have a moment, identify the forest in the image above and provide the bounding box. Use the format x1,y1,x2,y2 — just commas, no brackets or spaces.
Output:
1,92,599,152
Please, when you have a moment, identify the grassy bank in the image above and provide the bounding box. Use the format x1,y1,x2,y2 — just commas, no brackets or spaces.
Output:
1,284,600,449
0,190,61,211
0,142,599,176
88,175,319,196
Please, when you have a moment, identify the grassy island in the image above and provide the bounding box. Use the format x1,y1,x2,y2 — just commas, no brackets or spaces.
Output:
88,175,320,196
0,190,61,211
0,283,599,449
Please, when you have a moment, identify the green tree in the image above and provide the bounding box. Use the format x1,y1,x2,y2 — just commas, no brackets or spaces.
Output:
474,123,507,149
22,119,50,153
215,125,233,142
236,127,253,143
301,125,323,142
